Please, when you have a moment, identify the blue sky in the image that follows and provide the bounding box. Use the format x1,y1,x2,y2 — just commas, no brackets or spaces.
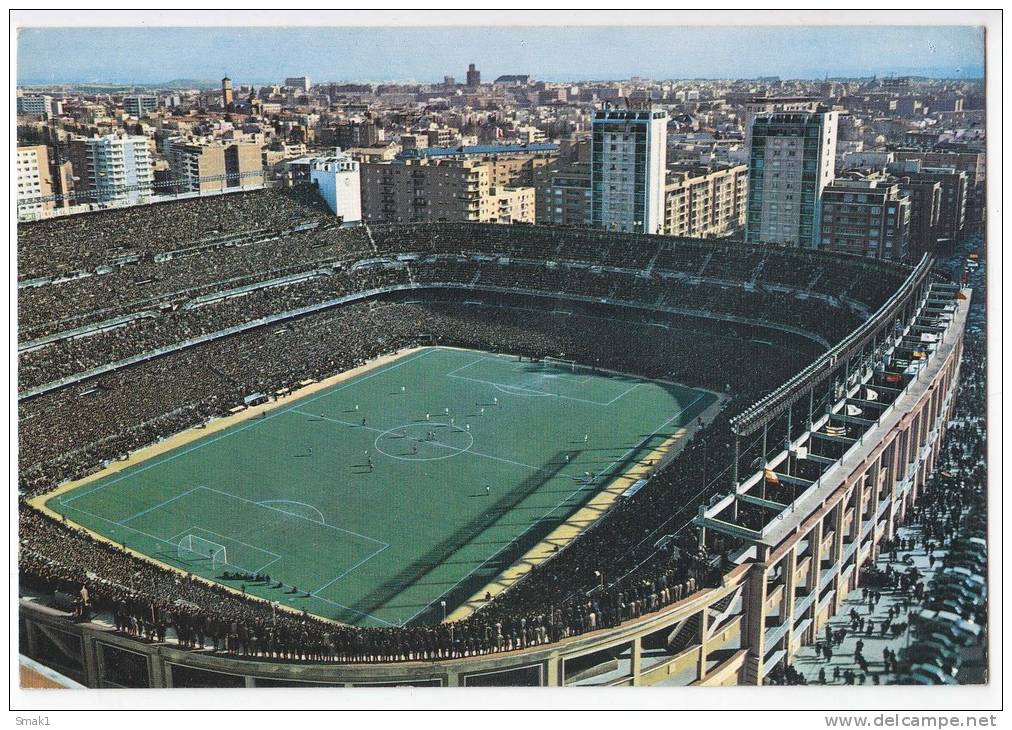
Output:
16,26,985,85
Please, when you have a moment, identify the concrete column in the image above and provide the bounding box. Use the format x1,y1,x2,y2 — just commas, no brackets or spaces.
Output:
782,546,798,657
545,655,562,687
23,617,39,659
149,650,167,688
808,520,823,594
81,635,100,688
849,478,863,544
832,502,846,611
630,637,643,686
808,520,824,639
869,456,884,562
697,607,710,683
885,433,902,540
743,547,770,684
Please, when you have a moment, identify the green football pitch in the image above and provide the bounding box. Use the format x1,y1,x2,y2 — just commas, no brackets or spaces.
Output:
47,347,715,628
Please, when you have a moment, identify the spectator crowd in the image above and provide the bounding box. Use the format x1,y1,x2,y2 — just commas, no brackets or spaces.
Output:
17,186,967,666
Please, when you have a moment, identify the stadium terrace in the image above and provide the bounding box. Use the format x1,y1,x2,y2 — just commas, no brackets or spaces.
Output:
17,185,973,687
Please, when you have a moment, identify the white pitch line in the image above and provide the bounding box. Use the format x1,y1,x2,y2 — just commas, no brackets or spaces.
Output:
312,544,391,596
120,486,202,525
446,372,617,406
256,499,326,524
58,348,438,507
197,486,388,547
294,410,552,475
397,390,711,626
443,355,490,378
307,593,397,627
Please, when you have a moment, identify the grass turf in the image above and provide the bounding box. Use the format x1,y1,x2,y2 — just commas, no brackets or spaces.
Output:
46,347,715,627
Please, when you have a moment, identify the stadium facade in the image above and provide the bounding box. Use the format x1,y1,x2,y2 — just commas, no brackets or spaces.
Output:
18,187,971,687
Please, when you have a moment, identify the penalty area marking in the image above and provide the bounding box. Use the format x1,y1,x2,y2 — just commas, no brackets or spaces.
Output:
256,499,327,524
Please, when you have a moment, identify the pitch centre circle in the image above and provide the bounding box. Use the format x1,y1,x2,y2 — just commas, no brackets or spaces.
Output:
373,422,474,461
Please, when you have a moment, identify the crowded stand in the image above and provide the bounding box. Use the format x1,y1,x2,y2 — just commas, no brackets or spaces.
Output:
19,297,806,660
17,186,334,282
18,189,906,345
17,186,975,666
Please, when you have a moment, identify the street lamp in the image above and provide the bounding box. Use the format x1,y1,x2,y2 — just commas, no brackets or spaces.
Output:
440,600,447,622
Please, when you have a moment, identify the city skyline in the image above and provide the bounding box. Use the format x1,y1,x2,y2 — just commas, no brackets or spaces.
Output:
17,25,985,85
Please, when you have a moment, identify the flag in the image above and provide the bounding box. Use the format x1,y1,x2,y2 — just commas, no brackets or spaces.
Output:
825,425,846,437
865,388,879,401
764,468,780,485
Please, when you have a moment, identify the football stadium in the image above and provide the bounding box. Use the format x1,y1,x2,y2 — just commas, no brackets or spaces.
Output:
46,346,717,628
18,186,982,688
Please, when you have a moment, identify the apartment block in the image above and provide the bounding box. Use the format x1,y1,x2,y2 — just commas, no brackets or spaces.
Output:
123,95,158,118
746,109,838,247
67,134,154,205
360,158,535,224
16,94,55,119
590,104,668,234
663,164,748,238
16,145,54,218
895,176,942,258
819,176,911,261
167,138,265,194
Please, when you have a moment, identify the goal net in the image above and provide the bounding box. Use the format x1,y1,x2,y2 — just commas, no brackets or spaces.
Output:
178,534,228,568
542,356,578,374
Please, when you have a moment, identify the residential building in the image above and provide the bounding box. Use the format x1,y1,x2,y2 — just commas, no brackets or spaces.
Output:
663,163,748,239
225,143,264,188
516,125,547,144
309,151,362,222
284,76,311,92
892,150,985,230
538,166,591,226
16,145,54,218
746,109,839,247
16,94,55,119
590,104,668,234
535,139,592,226
819,176,911,261
321,120,382,150
494,187,536,224
395,144,558,190
360,158,535,224
895,176,943,258
123,95,158,118
67,134,154,205
888,166,967,252
742,96,821,147
167,139,225,194
167,138,264,194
